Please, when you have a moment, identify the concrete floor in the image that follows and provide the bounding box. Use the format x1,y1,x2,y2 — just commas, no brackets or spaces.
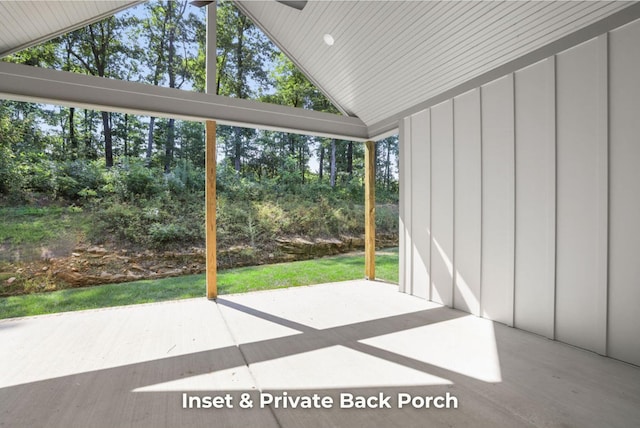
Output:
1,280,639,428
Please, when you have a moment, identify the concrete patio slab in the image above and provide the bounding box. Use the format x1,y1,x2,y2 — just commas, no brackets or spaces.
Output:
1,280,639,427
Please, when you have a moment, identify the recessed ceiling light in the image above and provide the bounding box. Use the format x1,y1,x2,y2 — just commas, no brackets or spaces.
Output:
323,34,334,46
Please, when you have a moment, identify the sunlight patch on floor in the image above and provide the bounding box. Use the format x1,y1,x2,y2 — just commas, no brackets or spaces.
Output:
248,345,451,390
132,366,257,392
361,315,502,383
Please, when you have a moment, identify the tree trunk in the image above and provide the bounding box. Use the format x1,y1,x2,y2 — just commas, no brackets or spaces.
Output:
234,128,241,173
146,116,156,165
299,143,305,184
84,109,93,158
374,142,378,179
234,142,241,172
101,111,113,167
318,144,324,181
330,139,336,188
232,17,246,175
165,118,175,173
69,107,77,157
347,141,353,178
123,113,128,157
386,140,391,190
164,0,178,173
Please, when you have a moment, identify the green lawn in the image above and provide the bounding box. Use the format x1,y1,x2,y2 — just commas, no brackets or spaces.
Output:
0,249,398,320
0,206,88,246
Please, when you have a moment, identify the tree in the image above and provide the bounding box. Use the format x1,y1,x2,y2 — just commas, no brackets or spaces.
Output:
330,139,336,188
211,1,275,173
139,0,197,172
376,135,399,193
111,113,146,158
61,15,136,167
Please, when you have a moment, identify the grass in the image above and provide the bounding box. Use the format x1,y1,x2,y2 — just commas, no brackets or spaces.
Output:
0,206,85,244
0,249,398,320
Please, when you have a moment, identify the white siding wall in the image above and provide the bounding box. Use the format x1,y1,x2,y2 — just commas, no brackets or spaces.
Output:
514,59,556,339
430,101,454,307
453,89,482,316
608,20,640,365
410,110,431,300
555,37,608,355
398,18,640,366
480,75,515,327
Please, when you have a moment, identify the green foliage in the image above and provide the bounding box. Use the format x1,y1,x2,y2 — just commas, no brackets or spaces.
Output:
116,160,162,200
22,156,56,194
0,145,21,195
55,160,106,200
89,185,204,250
166,160,205,195
148,222,194,247
0,1,400,266
376,204,400,231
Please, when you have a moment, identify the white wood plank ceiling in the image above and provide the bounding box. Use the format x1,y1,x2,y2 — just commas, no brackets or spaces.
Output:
236,0,634,130
0,1,140,57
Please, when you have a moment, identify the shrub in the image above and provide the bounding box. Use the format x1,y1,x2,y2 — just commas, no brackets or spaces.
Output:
167,160,204,194
254,201,290,239
21,155,55,194
55,160,105,200
376,204,399,234
123,163,162,197
148,223,188,247
90,202,139,244
0,147,23,195
117,160,162,200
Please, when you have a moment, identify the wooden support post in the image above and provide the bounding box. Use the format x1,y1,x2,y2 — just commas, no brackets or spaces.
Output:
205,3,217,299
206,120,217,299
365,140,376,280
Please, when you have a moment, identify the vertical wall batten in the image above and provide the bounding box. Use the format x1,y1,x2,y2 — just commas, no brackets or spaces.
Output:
404,118,412,291
596,33,609,356
451,105,456,309
428,109,433,301
402,117,412,290
398,117,407,293
511,72,517,328
549,55,558,342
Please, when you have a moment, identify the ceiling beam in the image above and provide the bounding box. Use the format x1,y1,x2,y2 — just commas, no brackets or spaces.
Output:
0,61,368,142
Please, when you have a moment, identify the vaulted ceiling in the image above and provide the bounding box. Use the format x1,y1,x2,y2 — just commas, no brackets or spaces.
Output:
0,1,141,57
235,0,635,136
1,1,639,139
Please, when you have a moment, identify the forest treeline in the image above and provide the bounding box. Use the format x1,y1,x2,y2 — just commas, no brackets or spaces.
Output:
0,0,398,256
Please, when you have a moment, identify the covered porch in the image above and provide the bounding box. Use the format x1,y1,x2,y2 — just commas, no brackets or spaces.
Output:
1,280,639,427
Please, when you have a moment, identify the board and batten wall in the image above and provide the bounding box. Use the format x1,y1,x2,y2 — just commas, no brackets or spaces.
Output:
398,18,640,367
